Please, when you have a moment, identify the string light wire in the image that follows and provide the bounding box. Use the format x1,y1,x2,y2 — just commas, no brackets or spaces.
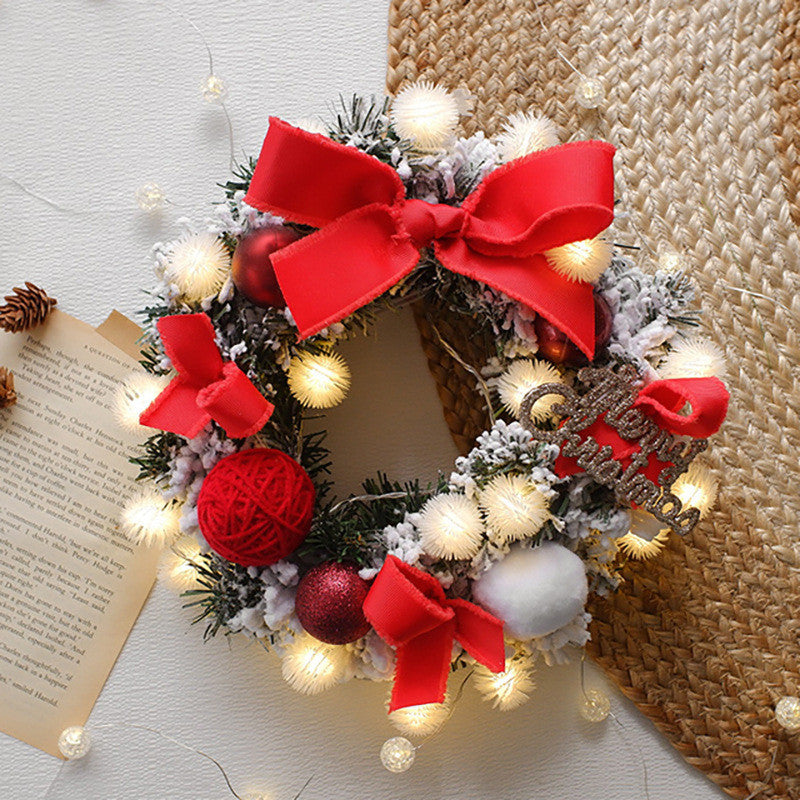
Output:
580,656,651,800
43,721,314,800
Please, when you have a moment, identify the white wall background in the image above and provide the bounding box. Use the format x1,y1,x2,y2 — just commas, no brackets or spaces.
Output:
0,1,728,798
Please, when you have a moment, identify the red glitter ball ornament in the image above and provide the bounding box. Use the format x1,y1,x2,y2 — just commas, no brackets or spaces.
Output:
197,448,315,567
231,227,299,308
295,561,372,644
535,294,613,365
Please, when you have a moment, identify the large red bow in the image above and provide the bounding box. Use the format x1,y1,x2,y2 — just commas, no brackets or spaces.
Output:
244,118,616,358
140,313,274,439
363,555,505,712
555,376,729,480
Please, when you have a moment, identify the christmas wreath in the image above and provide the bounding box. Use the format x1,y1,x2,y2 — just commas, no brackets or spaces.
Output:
119,82,729,758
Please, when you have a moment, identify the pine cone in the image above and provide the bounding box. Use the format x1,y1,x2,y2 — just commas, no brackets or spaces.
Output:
0,367,16,409
0,282,57,333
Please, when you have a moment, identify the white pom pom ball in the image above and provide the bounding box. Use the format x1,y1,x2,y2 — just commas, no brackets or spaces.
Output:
390,80,462,151
496,112,559,161
472,543,588,639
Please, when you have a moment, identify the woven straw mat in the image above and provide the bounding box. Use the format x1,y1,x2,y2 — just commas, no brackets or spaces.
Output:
387,1,800,797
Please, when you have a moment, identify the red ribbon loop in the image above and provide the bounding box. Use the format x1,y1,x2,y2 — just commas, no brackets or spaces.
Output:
139,313,274,439
555,376,730,481
244,118,616,357
363,555,505,712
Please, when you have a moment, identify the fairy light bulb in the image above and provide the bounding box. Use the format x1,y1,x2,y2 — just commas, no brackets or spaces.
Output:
657,247,686,272
201,74,228,103
390,80,462,150
160,536,203,592
388,697,451,737
474,658,536,711
496,359,565,422
659,335,727,380
163,232,231,303
545,237,613,283
287,351,351,409
119,490,181,547
58,726,92,760
380,737,416,773
135,182,166,212
281,634,348,695
417,493,485,560
775,696,800,732
671,463,718,520
114,373,170,431
579,688,611,722
479,474,550,543
496,112,560,160
575,76,605,109
617,508,669,560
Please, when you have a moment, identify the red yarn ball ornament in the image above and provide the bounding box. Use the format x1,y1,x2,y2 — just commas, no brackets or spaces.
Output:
231,227,300,308
197,448,315,567
295,561,372,644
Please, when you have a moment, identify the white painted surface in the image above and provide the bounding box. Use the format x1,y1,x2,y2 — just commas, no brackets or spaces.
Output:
0,1,727,797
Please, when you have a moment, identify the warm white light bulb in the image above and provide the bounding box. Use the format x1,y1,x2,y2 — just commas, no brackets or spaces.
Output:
575,76,605,109
657,248,686,272
287,351,351,408
390,80,462,150
135,182,166,212
281,634,348,695
776,696,800,732
496,359,565,422
201,74,228,103
114,373,170,431
579,688,610,722
479,474,550,543
418,493,485,560
58,726,92,760
474,658,536,711
659,335,727,380
119,490,181,547
388,698,450,737
380,737,416,773
159,536,203,592
163,232,231,303
671,463,718,520
545,237,613,283
496,112,559,160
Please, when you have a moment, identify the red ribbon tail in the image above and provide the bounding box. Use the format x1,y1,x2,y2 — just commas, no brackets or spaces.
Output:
634,377,729,437
389,620,455,712
449,599,506,673
196,362,274,439
272,205,420,339
139,377,210,438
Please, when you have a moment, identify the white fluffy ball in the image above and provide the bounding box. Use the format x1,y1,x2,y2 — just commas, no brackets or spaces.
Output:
472,543,588,639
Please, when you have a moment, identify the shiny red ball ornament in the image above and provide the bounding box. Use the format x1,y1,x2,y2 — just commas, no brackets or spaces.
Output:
231,227,300,308
197,448,315,567
295,561,372,644
535,294,614,365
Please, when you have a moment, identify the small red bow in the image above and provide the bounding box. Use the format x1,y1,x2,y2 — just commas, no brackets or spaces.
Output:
363,555,505,712
244,118,616,358
139,313,274,439
555,376,729,480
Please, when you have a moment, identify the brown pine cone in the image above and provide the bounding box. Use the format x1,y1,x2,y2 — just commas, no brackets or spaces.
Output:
0,367,16,409
0,282,57,333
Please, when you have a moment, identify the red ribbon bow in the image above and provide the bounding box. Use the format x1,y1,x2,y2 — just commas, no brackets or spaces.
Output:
555,376,729,480
363,555,505,712
244,118,616,358
139,313,274,439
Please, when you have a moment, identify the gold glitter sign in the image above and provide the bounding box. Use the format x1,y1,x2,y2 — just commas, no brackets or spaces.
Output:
519,365,709,535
